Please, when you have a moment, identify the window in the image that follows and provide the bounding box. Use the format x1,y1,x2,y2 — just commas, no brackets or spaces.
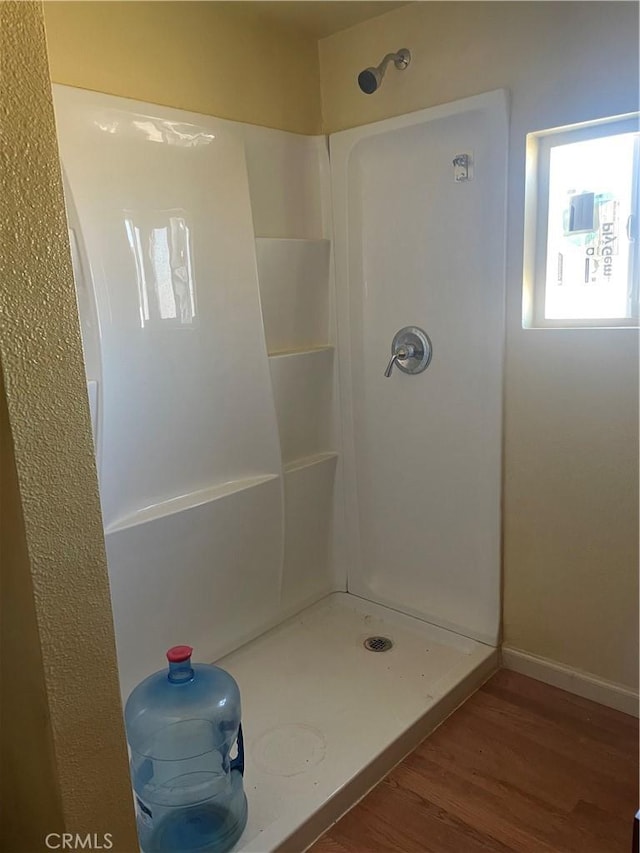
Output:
523,115,639,328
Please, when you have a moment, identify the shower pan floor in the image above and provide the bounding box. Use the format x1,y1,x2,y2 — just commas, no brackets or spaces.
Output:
221,592,497,852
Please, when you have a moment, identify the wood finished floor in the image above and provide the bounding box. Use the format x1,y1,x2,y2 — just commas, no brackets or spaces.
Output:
310,669,638,853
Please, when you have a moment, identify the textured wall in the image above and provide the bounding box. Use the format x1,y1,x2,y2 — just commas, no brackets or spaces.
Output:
44,1,322,134
0,365,64,853
320,2,639,688
0,3,138,848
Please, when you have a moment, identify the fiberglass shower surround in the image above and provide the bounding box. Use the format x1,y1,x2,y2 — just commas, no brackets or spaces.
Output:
54,84,506,694
52,86,507,848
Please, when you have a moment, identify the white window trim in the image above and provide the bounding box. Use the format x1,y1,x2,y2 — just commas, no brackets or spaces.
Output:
523,113,640,330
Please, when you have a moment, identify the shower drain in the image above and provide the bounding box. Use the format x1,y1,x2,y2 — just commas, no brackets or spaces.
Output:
363,636,393,653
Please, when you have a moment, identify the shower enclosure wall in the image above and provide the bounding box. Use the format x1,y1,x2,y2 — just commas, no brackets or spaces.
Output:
55,86,344,699
332,93,507,646
53,85,507,850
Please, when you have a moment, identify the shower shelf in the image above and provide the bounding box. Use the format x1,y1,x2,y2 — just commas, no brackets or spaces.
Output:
255,237,330,355
268,345,333,359
255,237,329,244
284,451,338,474
104,474,280,535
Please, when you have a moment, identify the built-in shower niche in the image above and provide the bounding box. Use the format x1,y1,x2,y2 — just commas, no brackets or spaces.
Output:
269,347,334,462
256,236,340,609
255,238,330,354
262,287,339,614
246,124,342,614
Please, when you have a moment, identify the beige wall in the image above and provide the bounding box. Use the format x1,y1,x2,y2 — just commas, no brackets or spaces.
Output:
320,2,639,688
0,3,138,849
43,1,322,134
1,365,64,853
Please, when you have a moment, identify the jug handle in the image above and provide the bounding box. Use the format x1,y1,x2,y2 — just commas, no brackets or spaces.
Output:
230,724,244,776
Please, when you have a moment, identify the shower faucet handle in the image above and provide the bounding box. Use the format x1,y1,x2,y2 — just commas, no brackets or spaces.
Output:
384,351,403,378
384,344,414,377
383,327,433,378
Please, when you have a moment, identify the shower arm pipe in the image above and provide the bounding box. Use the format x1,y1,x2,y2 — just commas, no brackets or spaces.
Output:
377,52,405,76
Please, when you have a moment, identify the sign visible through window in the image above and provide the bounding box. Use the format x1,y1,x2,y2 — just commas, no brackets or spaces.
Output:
524,115,639,328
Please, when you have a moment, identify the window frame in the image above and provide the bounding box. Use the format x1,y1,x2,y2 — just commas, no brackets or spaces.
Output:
523,113,640,329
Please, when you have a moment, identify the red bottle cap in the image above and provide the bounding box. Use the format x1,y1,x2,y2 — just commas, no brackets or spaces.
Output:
167,645,193,663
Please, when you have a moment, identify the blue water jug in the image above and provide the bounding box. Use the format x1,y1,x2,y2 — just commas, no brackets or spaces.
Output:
124,646,248,853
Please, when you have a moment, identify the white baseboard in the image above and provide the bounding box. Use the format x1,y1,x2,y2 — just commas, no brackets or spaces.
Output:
501,646,639,717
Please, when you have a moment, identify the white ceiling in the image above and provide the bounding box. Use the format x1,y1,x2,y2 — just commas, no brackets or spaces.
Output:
218,2,412,39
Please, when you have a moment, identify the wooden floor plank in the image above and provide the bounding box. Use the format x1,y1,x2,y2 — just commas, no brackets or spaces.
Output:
310,669,638,853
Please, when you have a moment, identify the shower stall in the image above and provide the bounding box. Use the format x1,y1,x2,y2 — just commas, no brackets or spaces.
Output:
53,85,507,850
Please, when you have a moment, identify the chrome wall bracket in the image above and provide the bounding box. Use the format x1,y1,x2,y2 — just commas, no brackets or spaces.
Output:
453,152,473,182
